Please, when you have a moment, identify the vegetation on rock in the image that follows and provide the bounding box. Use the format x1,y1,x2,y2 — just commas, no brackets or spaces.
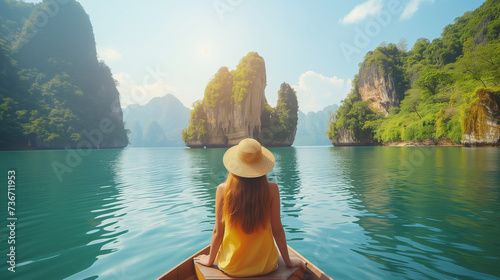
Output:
181,100,208,143
232,52,265,106
327,93,381,143
328,0,500,145
262,83,299,142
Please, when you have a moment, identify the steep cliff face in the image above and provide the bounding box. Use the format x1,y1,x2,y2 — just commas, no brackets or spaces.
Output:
0,0,128,149
204,60,267,147
183,52,297,148
330,129,379,146
229,61,267,146
14,0,97,69
462,88,500,146
357,58,399,115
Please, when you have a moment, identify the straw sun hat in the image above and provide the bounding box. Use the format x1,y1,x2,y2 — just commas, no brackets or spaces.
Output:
223,138,275,178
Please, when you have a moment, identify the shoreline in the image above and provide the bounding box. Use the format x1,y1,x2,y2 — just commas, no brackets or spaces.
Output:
332,138,499,147
381,139,463,147
383,139,499,147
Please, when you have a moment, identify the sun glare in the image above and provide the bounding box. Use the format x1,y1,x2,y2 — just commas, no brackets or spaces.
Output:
200,45,212,59
198,44,214,59
202,47,209,55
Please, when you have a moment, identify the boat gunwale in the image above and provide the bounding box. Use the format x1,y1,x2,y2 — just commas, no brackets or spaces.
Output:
156,245,332,280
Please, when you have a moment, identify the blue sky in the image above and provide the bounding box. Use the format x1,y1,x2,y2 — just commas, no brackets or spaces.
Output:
25,0,486,112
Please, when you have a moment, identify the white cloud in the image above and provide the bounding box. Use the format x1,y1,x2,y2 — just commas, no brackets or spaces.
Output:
340,0,383,25
400,0,435,21
113,72,177,108
97,47,123,62
292,71,352,113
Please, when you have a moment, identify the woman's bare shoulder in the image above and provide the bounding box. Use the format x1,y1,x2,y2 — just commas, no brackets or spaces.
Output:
267,181,279,194
267,181,278,187
216,183,226,202
217,182,226,192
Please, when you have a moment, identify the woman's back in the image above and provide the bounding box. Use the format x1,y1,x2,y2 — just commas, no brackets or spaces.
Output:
216,180,279,277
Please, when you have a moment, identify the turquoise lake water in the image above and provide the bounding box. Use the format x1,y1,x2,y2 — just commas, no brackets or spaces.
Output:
0,146,499,280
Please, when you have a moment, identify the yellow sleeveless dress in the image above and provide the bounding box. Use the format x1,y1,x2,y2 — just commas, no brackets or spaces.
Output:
216,219,279,277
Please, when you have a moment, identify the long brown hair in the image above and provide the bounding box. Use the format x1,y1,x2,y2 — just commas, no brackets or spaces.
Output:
223,173,271,234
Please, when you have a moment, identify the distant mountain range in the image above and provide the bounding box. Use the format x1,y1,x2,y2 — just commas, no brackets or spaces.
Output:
294,104,338,146
123,94,337,147
122,94,190,147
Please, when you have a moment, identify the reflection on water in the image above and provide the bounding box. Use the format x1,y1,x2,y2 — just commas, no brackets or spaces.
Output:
0,146,499,280
328,147,500,280
184,148,227,209
269,147,306,238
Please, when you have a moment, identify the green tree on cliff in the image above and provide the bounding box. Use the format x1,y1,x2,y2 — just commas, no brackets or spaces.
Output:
264,83,299,142
181,100,207,142
204,66,233,108
458,39,500,87
415,67,453,96
232,52,265,106
327,92,379,142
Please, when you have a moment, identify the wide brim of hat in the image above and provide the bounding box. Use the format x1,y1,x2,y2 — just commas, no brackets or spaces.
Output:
223,145,275,178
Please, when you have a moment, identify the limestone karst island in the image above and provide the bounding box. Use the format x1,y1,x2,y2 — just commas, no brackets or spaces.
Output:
327,0,500,147
182,52,299,148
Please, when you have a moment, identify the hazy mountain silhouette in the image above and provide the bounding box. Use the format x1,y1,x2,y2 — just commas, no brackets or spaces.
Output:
294,104,338,146
123,94,190,147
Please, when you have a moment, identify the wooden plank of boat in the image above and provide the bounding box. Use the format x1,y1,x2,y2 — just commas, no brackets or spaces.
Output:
156,245,332,280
